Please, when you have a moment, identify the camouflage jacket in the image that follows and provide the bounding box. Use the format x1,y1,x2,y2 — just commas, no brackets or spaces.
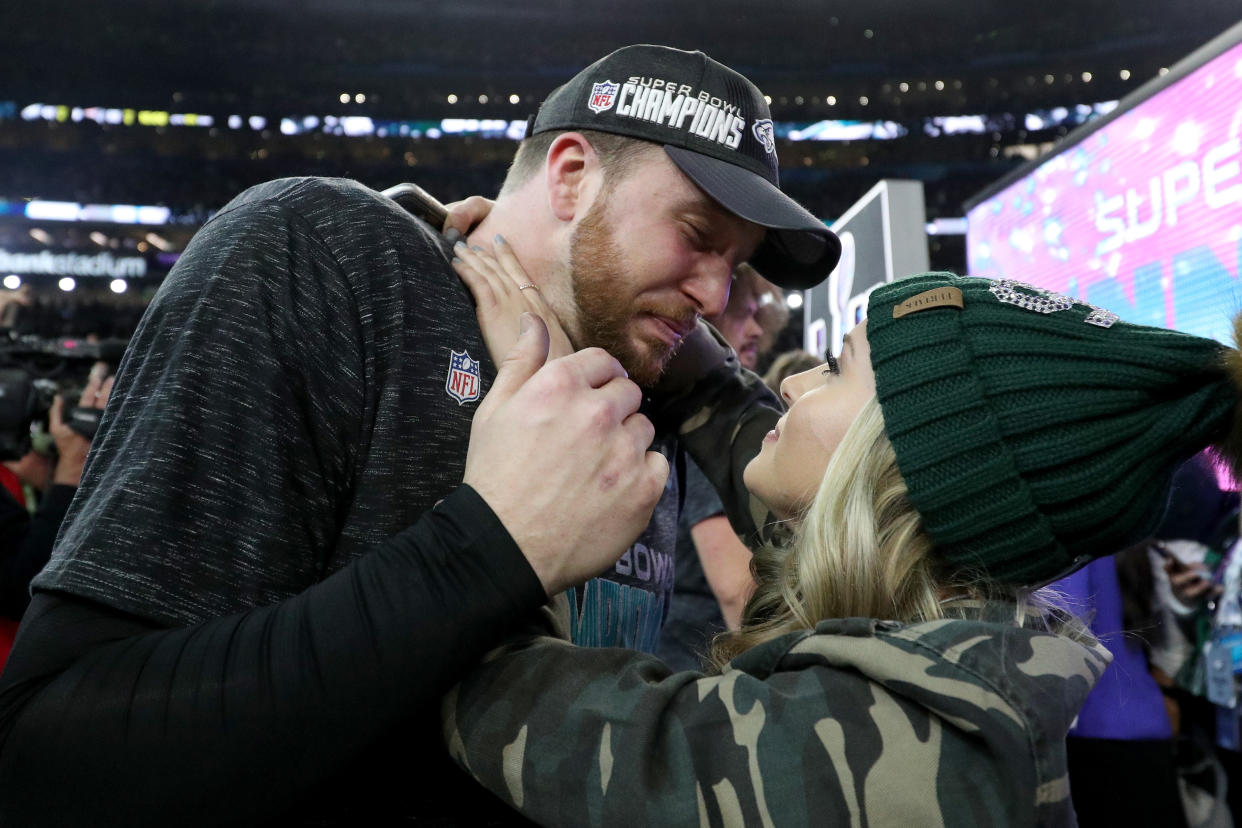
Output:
444,616,1110,827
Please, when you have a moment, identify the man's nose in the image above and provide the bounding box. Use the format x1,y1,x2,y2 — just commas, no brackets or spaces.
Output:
681,256,732,317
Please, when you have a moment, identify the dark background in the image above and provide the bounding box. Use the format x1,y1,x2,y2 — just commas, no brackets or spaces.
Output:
2,0,1239,336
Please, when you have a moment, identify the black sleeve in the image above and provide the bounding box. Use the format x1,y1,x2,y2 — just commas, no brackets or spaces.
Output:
0,484,546,828
0,484,75,620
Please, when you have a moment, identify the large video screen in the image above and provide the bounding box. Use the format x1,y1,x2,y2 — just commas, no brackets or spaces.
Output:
966,22,1242,345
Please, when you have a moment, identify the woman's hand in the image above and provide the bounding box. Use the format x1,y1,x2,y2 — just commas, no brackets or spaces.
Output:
440,196,495,244
452,237,574,365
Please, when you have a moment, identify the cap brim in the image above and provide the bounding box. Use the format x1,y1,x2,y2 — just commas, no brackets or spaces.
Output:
664,145,840,290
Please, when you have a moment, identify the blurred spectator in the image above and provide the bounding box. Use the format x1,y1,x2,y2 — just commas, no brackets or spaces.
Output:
0,286,31,329
0,364,112,668
1142,454,1240,826
1060,453,1240,828
710,263,786,371
1059,553,1189,827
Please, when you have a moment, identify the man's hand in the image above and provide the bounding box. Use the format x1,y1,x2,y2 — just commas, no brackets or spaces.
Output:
51,362,113,488
464,314,669,596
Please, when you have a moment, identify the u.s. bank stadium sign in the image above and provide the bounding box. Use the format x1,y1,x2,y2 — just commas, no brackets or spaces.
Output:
0,249,147,277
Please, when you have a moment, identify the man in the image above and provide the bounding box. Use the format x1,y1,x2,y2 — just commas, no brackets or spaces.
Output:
709,263,785,372
0,45,836,825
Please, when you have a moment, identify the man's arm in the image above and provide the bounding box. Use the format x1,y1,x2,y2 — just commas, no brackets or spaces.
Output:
678,460,755,632
689,515,755,630
0,179,667,826
0,486,545,827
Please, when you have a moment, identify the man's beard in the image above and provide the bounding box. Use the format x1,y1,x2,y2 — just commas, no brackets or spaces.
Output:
568,196,696,387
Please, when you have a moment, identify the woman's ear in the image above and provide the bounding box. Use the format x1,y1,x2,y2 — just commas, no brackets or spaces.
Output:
544,133,599,222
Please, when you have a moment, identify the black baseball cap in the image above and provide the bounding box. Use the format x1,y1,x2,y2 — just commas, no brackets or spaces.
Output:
530,45,840,290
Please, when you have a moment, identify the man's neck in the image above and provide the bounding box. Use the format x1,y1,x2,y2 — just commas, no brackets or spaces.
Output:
466,200,583,346
465,200,550,282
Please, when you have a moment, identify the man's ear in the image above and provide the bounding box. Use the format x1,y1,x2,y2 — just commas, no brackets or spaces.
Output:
544,133,600,222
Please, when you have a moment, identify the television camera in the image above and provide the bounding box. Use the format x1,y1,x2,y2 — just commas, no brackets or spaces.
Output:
0,335,127,461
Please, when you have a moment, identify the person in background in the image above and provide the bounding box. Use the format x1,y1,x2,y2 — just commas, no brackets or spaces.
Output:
656,263,787,669
708,263,786,372
0,285,30,329
1141,454,1241,825
1065,455,1241,827
0,364,112,667
1056,553,1190,827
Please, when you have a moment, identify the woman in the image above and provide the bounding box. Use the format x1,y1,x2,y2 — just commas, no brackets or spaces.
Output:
449,242,1241,826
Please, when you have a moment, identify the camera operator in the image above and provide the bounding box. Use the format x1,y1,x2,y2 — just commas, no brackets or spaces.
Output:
0,363,112,626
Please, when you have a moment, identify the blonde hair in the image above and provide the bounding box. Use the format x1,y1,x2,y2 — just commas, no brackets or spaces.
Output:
710,396,1083,668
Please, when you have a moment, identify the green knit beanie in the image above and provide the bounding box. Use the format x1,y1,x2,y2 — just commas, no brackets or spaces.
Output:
866,272,1238,586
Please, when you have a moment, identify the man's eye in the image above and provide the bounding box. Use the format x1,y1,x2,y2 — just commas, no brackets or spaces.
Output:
682,224,709,249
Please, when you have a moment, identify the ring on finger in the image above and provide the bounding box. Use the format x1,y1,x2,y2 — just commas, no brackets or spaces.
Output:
517,283,539,292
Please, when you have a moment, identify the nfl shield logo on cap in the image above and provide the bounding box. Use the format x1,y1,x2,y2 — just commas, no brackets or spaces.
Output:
587,80,619,113
445,349,481,405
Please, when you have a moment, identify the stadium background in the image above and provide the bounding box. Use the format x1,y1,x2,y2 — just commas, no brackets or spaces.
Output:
2,0,1239,345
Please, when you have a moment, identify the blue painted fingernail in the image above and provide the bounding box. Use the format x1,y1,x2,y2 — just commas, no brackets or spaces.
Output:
494,234,506,245
454,239,466,249
452,257,462,265
471,245,484,252
443,228,461,244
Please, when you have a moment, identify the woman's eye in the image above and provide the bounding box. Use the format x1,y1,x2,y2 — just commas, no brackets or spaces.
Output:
824,355,840,376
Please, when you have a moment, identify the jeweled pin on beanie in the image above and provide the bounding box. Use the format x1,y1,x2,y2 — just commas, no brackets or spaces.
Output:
866,273,1239,586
